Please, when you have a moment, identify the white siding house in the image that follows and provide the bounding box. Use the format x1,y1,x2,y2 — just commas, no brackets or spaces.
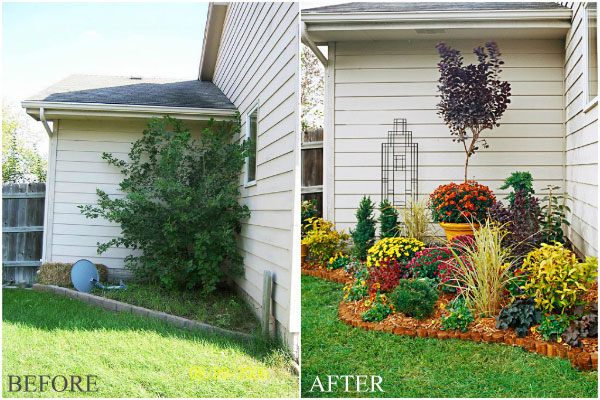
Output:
200,2,301,352
302,2,598,258
23,2,300,355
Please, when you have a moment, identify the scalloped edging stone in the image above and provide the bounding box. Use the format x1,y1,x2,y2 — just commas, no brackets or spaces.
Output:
338,299,597,371
32,284,253,341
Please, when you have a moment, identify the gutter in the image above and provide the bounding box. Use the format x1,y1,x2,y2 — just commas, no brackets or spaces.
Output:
301,22,328,67
302,9,573,24
39,107,55,136
22,101,237,122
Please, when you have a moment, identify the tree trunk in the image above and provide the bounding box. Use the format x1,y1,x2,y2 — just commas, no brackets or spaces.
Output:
464,156,469,182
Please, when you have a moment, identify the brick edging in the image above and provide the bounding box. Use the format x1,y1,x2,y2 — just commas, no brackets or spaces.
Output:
338,300,598,371
32,284,253,341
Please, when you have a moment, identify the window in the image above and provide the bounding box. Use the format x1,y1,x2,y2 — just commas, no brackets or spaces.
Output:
245,105,258,185
584,2,598,109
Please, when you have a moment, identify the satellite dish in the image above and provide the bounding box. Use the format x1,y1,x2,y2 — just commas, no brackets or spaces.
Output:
71,259,99,293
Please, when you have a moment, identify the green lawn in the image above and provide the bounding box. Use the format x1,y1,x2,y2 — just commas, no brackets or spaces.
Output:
92,282,258,334
3,289,298,398
301,275,598,398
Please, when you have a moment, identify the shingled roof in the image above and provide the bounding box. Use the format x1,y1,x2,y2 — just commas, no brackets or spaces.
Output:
26,75,235,110
303,2,568,13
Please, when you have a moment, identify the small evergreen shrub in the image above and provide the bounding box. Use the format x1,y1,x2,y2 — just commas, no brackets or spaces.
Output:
390,279,438,320
499,171,534,205
378,199,398,239
351,196,376,260
495,298,541,338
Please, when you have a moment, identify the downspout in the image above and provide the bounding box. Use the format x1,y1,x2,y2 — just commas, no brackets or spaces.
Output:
301,22,328,67
39,107,54,136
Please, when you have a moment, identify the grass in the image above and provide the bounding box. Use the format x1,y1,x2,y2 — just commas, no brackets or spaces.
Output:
3,289,298,398
92,282,258,334
301,275,598,398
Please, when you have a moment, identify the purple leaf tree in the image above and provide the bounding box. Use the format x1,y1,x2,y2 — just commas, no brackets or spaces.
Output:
436,42,511,182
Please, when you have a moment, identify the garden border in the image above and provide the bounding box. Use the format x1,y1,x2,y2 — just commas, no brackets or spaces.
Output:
301,263,353,284
337,298,597,371
301,266,598,371
32,284,253,341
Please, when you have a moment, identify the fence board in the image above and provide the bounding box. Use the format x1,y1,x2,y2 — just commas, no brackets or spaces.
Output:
2,183,45,284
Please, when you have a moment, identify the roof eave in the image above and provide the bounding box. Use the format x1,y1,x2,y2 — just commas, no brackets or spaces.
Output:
22,101,237,122
198,3,229,82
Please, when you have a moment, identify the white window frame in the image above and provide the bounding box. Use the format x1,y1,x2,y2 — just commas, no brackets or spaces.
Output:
583,2,598,112
244,103,259,187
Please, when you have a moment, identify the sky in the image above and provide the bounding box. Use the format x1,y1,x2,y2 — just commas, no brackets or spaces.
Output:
2,1,209,153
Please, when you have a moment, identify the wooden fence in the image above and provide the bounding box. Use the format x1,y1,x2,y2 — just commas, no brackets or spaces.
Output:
302,128,323,217
2,183,45,284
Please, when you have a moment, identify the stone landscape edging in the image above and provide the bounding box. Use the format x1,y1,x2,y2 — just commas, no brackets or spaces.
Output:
32,284,253,341
337,299,598,371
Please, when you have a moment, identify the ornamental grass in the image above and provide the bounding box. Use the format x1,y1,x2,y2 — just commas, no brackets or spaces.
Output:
446,220,516,317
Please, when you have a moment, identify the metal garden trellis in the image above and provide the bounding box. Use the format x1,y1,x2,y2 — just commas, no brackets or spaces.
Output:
381,118,419,208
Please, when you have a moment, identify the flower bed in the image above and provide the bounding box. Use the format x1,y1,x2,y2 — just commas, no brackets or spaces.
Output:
301,261,353,284
338,295,598,371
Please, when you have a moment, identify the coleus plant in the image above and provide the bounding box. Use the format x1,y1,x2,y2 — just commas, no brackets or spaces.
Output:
436,41,512,182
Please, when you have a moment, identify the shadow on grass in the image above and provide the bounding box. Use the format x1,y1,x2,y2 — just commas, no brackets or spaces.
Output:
2,289,286,365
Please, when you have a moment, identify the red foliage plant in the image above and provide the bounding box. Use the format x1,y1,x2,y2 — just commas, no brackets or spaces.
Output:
366,258,410,294
437,235,476,294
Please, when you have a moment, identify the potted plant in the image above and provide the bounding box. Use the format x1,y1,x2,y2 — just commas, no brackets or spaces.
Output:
429,181,496,239
432,42,509,238
301,199,318,261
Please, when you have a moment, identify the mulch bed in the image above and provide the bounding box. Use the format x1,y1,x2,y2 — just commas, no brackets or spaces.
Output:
301,261,353,284
303,259,598,371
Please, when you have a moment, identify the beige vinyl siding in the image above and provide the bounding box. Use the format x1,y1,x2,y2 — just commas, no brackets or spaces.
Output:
212,2,299,346
47,119,209,267
331,39,565,234
564,2,598,257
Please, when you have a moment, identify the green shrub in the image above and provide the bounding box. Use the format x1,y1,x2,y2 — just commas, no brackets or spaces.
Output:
440,297,474,332
496,298,541,338
378,199,398,239
350,196,376,260
38,262,108,287
79,116,250,293
499,171,534,205
522,243,597,313
390,279,438,320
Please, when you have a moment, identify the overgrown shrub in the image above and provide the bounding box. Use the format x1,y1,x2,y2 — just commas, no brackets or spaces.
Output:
302,218,349,262
496,298,541,337
366,237,424,268
440,297,474,332
365,258,407,293
38,262,108,287
430,181,496,223
487,189,543,263
407,247,453,281
351,196,376,260
378,199,398,239
390,279,438,320
79,117,250,293
522,244,597,313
